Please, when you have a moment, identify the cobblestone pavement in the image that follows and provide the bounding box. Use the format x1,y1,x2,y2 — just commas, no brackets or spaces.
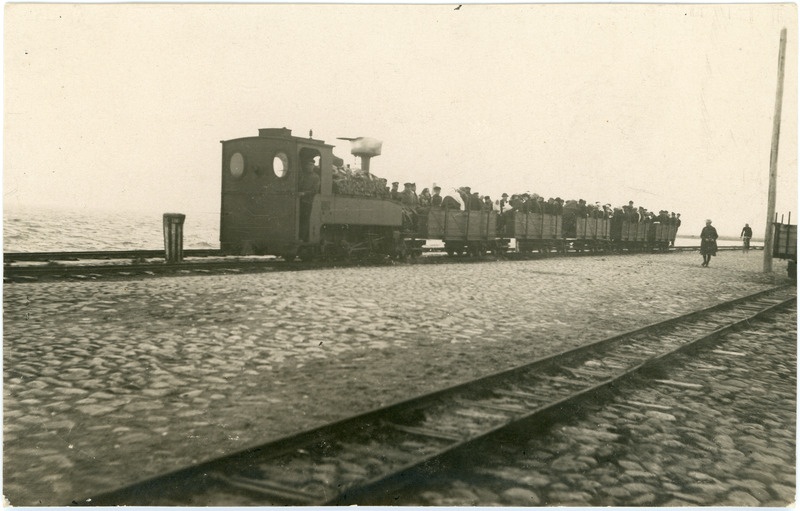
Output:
3,251,793,505
405,305,797,506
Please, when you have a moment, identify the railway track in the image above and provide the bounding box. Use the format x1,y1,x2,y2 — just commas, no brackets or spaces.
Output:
4,245,753,283
75,285,795,506
3,249,223,262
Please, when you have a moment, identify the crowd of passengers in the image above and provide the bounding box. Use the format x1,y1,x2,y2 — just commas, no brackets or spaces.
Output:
329,165,681,225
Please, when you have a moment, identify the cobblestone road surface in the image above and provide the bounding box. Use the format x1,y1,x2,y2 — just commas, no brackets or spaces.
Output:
3,251,794,505
405,305,797,506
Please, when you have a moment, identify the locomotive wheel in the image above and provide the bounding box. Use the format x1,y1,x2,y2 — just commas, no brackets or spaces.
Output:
298,246,317,262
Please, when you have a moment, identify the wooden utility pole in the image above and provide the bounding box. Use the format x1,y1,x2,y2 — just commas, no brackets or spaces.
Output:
763,27,787,273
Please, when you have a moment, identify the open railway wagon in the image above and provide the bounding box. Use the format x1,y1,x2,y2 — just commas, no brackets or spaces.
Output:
502,211,564,254
609,218,676,251
650,222,678,251
573,215,611,252
615,219,649,250
220,128,415,260
420,208,508,256
772,216,797,279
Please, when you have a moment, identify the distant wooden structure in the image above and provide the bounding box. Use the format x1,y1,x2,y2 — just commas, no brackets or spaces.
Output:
772,213,796,279
763,27,787,273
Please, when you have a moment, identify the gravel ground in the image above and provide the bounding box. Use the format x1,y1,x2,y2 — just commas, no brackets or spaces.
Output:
3,250,794,505
405,305,797,506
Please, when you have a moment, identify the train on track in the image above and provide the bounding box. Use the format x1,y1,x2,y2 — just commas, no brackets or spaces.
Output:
220,127,680,260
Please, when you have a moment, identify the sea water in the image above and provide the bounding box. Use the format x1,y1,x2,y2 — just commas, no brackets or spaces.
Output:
4,206,219,252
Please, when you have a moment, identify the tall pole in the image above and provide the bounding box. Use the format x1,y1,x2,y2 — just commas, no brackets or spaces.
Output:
763,27,787,273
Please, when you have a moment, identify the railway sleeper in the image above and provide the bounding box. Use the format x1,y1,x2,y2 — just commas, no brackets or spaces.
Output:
211,473,321,505
558,364,615,380
383,421,463,443
453,397,529,415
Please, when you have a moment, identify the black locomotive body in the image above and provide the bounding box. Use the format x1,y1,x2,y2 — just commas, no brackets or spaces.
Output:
220,128,407,260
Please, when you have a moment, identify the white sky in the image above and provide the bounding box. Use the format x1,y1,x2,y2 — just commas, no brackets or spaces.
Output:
4,3,798,237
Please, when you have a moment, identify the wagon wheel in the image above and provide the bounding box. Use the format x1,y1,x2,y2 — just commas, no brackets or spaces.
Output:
445,242,462,257
341,240,365,261
393,239,409,261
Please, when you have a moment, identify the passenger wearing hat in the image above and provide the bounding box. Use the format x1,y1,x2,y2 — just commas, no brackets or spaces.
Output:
457,186,472,208
623,200,636,221
431,186,443,208
469,192,482,211
497,193,510,214
482,196,494,211
419,188,432,208
511,194,523,213
400,183,418,208
390,182,400,201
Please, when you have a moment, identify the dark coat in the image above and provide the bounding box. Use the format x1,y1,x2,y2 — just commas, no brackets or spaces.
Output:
441,195,461,210
700,225,718,256
299,171,320,194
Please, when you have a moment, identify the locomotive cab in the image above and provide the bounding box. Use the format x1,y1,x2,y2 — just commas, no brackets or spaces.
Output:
220,128,335,257
220,128,406,260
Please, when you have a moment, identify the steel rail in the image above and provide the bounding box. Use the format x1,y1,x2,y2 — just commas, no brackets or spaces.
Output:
4,245,757,284
3,249,223,262
3,243,758,263
74,285,795,507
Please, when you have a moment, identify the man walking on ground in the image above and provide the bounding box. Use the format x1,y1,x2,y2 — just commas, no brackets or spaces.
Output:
700,219,719,267
740,223,753,252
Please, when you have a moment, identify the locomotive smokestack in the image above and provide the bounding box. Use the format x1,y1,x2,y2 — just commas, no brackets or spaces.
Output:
338,136,382,173
360,154,373,173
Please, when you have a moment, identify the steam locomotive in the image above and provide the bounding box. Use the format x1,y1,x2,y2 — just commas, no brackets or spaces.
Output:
220,127,678,260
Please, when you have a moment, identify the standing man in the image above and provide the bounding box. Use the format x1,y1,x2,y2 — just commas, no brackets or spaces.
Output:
740,223,753,252
299,158,321,241
400,183,418,208
700,219,719,267
431,186,443,207
390,182,401,201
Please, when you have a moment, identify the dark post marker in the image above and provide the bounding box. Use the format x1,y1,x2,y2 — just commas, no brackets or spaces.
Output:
163,213,186,264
